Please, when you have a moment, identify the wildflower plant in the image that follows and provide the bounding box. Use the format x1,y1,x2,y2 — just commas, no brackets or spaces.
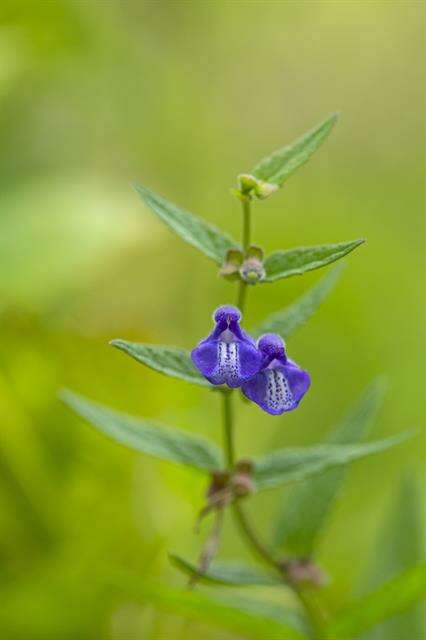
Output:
61,115,424,639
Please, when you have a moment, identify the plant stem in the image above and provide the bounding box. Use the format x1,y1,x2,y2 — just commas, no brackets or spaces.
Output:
222,390,235,468
242,198,251,252
224,192,325,639
221,391,325,640
237,197,251,313
232,499,281,570
236,280,247,312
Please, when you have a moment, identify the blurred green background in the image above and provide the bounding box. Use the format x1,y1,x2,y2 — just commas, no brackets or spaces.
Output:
0,1,424,638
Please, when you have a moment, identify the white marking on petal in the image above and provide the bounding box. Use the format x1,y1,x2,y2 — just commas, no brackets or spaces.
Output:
265,369,294,412
216,341,240,383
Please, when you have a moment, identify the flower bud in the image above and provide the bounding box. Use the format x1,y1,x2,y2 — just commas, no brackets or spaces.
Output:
238,173,259,196
235,174,278,201
253,180,278,200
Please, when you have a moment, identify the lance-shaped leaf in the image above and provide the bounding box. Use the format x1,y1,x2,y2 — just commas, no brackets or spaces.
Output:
131,582,309,640
273,379,387,555
359,477,424,640
326,563,426,638
252,113,338,187
263,239,364,282
170,554,282,587
110,340,210,387
253,264,343,339
135,184,238,263
60,390,222,471
253,432,411,491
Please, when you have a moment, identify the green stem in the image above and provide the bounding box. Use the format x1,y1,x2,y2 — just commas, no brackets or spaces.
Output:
221,391,324,639
223,192,326,639
236,280,247,312
222,390,235,468
232,500,281,570
242,198,251,252
236,198,252,313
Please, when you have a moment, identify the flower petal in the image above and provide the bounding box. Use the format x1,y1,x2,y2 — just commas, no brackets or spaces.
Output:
227,339,262,388
284,361,311,404
242,363,310,415
191,340,220,383
191,338,261,388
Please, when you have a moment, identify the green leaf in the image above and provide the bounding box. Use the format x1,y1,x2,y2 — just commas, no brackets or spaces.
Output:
135,184,238,264
60,390,222,472
359,477,425,640
326,563,426,638
170,554,282,587
252,113,339,187
253,264,343,339
129,581,309,640
110,340,210,387
263,239,364,282
273,379,387,555
253,432,411,491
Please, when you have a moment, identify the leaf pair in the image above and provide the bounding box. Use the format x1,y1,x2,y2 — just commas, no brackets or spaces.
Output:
135,114,363,284
61,390,410,493
136,182,363,282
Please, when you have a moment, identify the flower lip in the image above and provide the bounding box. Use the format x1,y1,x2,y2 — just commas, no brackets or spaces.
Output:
214,305,241,325
258,333,286,360
191,305,261,388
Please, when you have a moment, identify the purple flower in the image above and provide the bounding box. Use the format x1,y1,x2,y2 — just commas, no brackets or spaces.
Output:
191,305,262,388
242,334,310,415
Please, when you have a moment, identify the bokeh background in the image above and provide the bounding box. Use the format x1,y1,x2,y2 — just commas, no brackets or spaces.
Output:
0,1,424,638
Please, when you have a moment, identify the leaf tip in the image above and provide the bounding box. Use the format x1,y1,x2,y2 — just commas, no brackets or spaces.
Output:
58,387,76,407
168,552,179,566
369,374,389,395
109,338,126,351
133,183,151,201
385,429,417,451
